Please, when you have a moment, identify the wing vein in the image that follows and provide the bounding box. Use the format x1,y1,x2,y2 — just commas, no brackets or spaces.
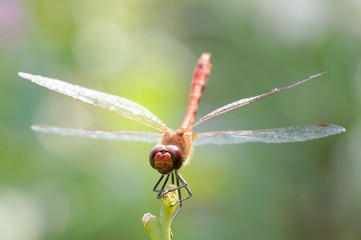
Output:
19,72,168,132
193,124,345,146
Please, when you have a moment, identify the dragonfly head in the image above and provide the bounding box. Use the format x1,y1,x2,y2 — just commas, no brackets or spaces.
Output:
149,145,183,174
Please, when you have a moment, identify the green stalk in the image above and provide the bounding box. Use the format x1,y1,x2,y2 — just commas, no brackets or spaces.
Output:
143,185,179,240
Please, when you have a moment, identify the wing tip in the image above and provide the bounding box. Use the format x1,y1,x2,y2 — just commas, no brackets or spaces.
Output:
315,123,346,134
18,72,33,79
31,124,49,132
318,71,328,76
339,126,346,133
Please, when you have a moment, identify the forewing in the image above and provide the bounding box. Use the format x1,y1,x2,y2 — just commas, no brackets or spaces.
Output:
193,124,345,146
32,125,163,143
19,72,168,131
190,72,326,129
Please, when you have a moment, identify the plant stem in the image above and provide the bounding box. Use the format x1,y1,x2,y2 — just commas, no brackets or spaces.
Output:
143,185,179,240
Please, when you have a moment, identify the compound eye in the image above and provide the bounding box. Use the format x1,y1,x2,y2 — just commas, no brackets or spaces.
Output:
149,145,166,169
166,145,183,170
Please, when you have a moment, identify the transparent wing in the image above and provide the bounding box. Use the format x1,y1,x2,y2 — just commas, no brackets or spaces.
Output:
32,125,163,143
19,72,168,132
190,72,326,129
193,124,345,146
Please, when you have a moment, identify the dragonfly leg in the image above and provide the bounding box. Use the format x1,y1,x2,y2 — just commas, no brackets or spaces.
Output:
176,175,183,206
152,174,170,199
172,171,193,204
170,176,183,224
153,174,164,191
153,171,192,202
152,171,192,226
171,171,175,185
157,171,192,202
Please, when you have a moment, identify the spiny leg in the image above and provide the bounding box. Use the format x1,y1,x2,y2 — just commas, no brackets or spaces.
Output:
170,175,183,223
152,172,193,225
154,172,193,202
169,171,193,223
152,174,164,192
152,174,171,199
176,176,183,206
160,174,170,195
171,172,175,185
158,174,170,199
174,171,193,203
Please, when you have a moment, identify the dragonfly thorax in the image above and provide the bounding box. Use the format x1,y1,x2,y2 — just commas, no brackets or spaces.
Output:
149,145,183,174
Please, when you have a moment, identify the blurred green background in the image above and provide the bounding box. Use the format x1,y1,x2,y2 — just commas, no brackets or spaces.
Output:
0,0,360,239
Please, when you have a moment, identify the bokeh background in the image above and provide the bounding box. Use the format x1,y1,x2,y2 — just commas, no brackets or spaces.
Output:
0,0,360,239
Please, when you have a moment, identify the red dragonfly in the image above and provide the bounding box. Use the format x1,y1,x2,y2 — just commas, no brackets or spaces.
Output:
19,53,345,216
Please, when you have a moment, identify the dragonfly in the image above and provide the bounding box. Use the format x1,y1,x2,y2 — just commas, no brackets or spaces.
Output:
19,53,345,219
